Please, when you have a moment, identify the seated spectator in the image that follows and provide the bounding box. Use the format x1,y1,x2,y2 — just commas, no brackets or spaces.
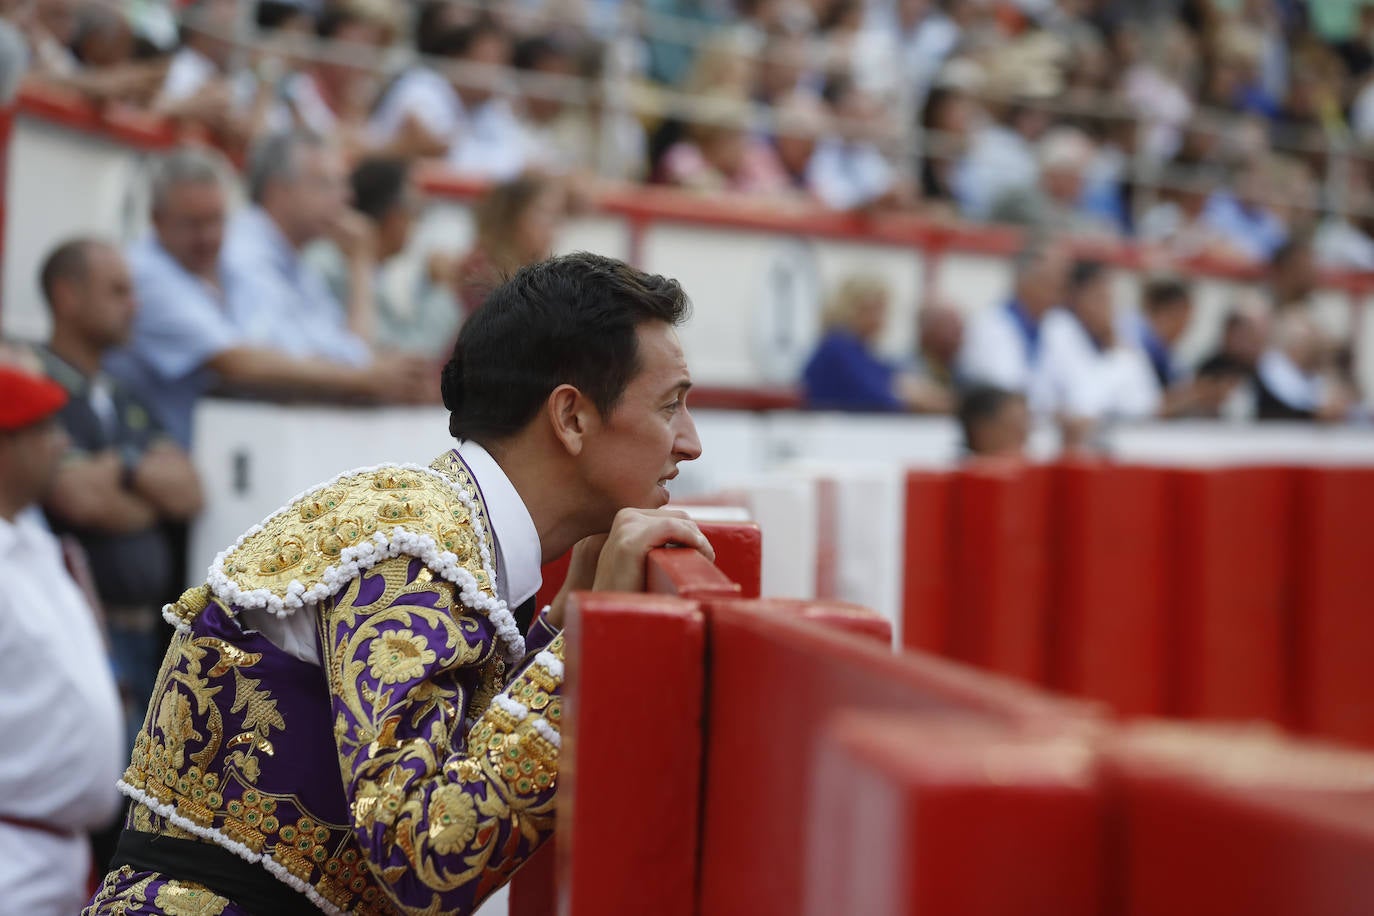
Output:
452,173,566,315
275,1,394,151
0,363,124,916
957,240,1069,393
958,385,1029,459
912,299,964,391
155,0,254,137
1030,260,1161,438
34,238,202,754
370,14,528,179
803,276,953,412
806,74,911,211
224,131,377,361
660,93,791,196
306,156,461,359
1195,294,1273,421
1255,312,1355,422
954,99,1048,220
1268,230,1319,313
1200,158,1289,262
918,79,980,208
772,91,829,192
1137,166,1249,260
106,146,430,448
15,0,165,103
989,127,1120,237
1136,275,1192,390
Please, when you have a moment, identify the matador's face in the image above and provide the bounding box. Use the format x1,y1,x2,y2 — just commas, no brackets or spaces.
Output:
579,322,702,521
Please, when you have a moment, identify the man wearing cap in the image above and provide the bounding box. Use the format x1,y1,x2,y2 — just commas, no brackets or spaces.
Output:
0,364,126,916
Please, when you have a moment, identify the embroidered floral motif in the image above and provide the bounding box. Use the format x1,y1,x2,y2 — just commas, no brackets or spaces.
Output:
427,784,480,854
367,628,438,684
153,882,230,916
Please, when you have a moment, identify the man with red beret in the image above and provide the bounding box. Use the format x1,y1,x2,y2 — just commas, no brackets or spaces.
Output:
0,364,126,915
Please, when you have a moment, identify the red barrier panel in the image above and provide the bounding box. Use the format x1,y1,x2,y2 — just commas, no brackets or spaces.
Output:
696,603,1101,916
1168,467,1294,722
1293,467,1374,746
901,470,954,655
556,592,706,916
805,713,1105,916
950,464,1053,684
1105,723,1374,916
733,597,893,643
1052,463,1171,716
535,520,760,609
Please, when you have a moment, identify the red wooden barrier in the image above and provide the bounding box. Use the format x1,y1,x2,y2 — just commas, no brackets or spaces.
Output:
901,470,954,655
696,603,1101,916
949,464,1053,684
1293,467,1374,746
805,712,1106,916
556,592,706,916
1105,722,1374,916
1168,467,1294,722
1052,462,1171,716
744,597,893,644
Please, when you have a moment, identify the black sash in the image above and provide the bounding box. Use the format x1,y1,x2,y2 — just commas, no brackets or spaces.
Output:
108,829,319,916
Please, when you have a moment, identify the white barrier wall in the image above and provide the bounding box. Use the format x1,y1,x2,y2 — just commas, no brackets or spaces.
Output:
189,400,1374,642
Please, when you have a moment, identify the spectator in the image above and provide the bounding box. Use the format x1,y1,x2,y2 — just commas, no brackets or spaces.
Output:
1200,158,1289,262
1136,275,1193,390
958,384,1029,459
772,90,829,192
989,127,1120,236
918,78,980,207
802,275,953,412
1255,311,1355,422
1138,166,1249,260
1269,230,1319,313
806,74,910,211
1030,260,1160,437
34,238,202,753
958,240,1069,393
955,99,1049,220
452,173,567,315
107,146,429,448
156,0,259,139
660,92,792,195
15,0,165,102
276,1,394,149
913,299,964,391
0,363,124,916
1196,295,1272,420
224,131,377,361
307,156,462,359
375,14,527,178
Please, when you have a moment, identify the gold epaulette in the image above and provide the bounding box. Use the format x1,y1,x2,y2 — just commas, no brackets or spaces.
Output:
205,464,497,619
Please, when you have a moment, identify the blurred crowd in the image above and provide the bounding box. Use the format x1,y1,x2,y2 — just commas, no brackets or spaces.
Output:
1,0,1374,263
803,231,1368,457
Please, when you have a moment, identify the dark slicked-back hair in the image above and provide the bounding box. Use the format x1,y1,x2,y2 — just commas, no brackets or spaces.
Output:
957,384,1023,454
441,253,691,444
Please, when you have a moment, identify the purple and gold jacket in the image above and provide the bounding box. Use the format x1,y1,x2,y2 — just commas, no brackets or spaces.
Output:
85,451,562,916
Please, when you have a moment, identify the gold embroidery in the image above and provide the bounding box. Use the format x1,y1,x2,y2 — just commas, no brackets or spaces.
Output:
218,463,494,606
153,881,230,916
428,784,480,854
367,628,439,683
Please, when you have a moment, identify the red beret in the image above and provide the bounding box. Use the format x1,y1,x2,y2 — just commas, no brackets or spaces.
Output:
0,365,68,431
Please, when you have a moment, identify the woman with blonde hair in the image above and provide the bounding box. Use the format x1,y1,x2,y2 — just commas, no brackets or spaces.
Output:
803,274,954,412
451,173,568,315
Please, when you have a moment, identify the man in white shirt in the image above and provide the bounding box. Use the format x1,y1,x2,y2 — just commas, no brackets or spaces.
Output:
1028,260,1161,437
958,241,1069,393
0,364,125,916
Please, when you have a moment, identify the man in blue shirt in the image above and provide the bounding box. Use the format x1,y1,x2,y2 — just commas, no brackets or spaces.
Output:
107,146,432,449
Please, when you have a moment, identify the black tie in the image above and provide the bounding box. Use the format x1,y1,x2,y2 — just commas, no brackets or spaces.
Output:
513,595,538,635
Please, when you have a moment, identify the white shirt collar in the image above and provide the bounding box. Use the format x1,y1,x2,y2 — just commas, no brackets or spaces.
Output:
456,440,542,609
1258,349,1323,411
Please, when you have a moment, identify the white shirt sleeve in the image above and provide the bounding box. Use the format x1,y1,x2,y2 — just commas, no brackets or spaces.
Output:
0,515,124,831
368,68,464,145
